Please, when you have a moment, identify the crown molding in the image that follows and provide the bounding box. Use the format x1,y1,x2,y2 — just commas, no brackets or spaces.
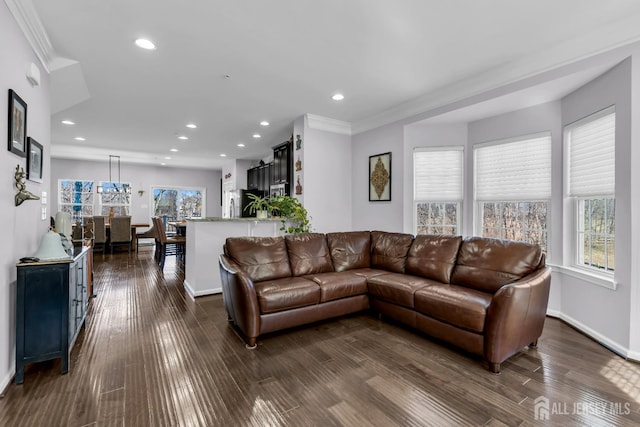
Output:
5,0,54,72
51,145,222,171
305,114,352,136
352,12,640,135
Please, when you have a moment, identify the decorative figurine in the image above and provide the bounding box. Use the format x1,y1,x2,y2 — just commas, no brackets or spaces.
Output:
295,176,303,195
295,156,302,171
14,164,40,206
296,134,302,150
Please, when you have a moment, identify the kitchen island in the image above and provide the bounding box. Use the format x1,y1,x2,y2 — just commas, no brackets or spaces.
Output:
183,218,285,297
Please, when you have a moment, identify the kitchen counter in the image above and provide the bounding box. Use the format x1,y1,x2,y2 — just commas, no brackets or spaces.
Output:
183,218,287,297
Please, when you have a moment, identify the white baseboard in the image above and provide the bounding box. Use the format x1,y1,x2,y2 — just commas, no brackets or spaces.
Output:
0,368,15,397
546,309,630,359
182,280,221,298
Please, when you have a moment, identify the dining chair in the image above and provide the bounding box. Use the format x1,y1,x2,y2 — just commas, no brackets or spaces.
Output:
92,216,107,252
135,222,157,252
152,216,186,269
109,215,132,254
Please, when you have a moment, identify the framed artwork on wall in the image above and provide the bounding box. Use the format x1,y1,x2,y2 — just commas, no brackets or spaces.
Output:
369,152,391,201
27,137,43,183
8,89,28,157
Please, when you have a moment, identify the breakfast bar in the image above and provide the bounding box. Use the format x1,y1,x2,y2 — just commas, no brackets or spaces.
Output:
183,218,285,297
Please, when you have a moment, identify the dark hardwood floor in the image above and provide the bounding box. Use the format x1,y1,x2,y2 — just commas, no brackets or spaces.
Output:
1,248,639,426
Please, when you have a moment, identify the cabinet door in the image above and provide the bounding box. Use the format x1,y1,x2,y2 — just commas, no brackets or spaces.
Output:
247,168,259,190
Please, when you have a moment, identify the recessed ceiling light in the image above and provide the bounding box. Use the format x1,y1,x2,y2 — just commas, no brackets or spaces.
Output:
160,162,167,166
178,136,188,140
252,134,261,139
331,93,345,101
74,137,86,141
135,38,156,50
170,148,179,152
164,156,171,160
260,121,270,126
186,123,197,129
220,153,227,157
237,143,245,147
61,120,75,125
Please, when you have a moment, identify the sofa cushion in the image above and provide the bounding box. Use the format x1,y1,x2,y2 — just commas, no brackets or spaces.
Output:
253,277,320,314
327,231,371,272
348,268,389,280
367,273,439,308
370,231,414,273
451,237,543,293
406,235,462,283
285,233,334,277
304,272,368,303
414,285,492,333
225,236,291,282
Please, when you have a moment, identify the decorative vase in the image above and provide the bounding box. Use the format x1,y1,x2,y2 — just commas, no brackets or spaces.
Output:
256,210,268,219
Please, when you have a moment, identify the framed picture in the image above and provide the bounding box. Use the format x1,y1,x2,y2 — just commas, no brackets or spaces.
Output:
369,152,391,201
27,137,43,183
8,89,27,157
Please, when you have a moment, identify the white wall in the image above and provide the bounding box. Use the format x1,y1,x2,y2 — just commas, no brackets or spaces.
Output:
302,119,352,233
0,3,51,391
557,58,632,351
403,122,468,235
351,122,404,232
51,159,222,224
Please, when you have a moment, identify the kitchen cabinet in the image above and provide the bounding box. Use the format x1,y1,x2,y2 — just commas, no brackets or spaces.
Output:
272,141,292,187
15,246,90,384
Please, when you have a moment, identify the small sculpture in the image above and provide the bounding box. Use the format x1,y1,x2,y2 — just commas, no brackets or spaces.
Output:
14,164,40,206
296,134,302,150
295,176,303,195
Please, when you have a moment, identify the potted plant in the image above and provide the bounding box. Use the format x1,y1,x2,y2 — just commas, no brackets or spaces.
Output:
243,193,271,219
268,195,311,233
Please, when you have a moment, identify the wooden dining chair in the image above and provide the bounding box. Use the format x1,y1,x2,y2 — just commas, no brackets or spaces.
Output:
109,216,132,254
152,216,186,269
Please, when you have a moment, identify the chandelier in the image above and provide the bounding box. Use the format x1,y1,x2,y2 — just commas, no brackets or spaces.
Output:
96,155,131,194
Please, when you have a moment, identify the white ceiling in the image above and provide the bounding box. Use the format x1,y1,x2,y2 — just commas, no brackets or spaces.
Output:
20,0,640,169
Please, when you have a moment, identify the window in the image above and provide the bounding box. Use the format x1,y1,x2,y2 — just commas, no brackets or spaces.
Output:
565,107,615,272
152,186,205,220
59,180,94,222
474,133,551,252
413,147,463,235
98,181,131,216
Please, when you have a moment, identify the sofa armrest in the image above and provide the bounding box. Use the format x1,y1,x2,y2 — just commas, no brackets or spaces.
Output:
219,254,260,344
484,266,551,368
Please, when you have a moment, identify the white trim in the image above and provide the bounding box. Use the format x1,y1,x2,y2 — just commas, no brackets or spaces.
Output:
549,263,616,290
4,0,54,72
305,114,352,135
473,131,551,150
414,145,464,153
183,280,220,298
546,310,630,359
0,368,15,397
352,15,640,135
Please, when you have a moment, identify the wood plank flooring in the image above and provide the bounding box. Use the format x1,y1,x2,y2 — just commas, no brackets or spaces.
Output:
1,248,640,426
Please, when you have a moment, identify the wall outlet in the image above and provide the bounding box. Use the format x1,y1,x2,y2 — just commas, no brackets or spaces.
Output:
41,207,47,220
41,191,47,204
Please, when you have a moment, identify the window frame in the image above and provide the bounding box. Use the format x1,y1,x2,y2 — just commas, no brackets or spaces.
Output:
58,179,95,223
98,181,132,216
413,146,464,236
563,106,615,277
473,132,552,252
150,185,206,221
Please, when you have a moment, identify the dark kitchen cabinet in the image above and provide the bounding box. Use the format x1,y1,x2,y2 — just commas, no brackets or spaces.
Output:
272,141,292,186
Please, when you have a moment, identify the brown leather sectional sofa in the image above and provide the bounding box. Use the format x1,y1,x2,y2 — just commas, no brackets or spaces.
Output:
218,231,551,372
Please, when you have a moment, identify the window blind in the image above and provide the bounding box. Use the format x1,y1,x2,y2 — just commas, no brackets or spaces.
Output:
414,147,463,201
567,108,615,197
474,133,551,201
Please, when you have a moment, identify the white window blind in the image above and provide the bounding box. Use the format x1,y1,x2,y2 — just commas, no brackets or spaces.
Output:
474,133,551,201
567,107,615,197
414,147,463,201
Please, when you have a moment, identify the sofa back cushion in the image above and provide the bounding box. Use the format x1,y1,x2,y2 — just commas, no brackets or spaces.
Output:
406,235,462,283
451,237,543,293
326,231,371,272
225,236,291,282
285,233,334,276
370,231,414,273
